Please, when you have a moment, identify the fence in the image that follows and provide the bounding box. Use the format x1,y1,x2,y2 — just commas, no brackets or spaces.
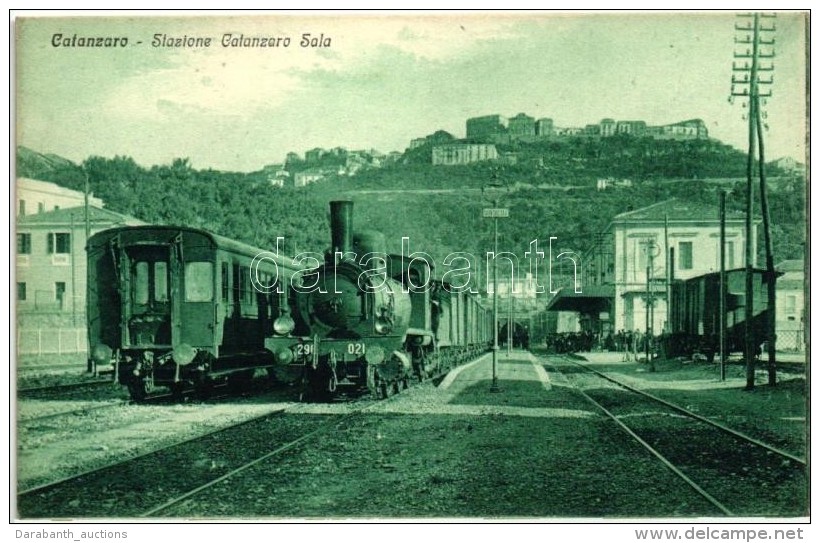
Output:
17,328,88,356
776,330,805,352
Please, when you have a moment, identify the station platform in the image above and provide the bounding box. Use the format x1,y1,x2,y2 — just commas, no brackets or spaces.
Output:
439,349,552,393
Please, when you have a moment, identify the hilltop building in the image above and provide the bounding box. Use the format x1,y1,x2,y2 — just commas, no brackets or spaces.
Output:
536,118,554,137
432,143,498,165
464,114,709,144
508,113,536,138
466,115,508,140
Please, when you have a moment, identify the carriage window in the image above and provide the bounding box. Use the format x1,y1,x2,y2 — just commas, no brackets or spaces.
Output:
185,262,214,302
242,266,254,304
133,262,149,305
154,262,168,302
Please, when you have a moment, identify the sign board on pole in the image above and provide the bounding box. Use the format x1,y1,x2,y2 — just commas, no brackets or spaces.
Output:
482,208,509,218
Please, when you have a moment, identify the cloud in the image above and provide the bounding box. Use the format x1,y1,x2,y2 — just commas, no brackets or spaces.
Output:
16,13,807,171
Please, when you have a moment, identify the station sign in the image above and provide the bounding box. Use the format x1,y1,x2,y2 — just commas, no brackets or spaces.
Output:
483,208,510,218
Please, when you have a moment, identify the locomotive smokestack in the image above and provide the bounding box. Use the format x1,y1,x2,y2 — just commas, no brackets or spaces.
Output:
329,200,354,261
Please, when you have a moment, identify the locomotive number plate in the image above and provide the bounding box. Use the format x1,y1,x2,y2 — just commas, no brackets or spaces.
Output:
347,342,366,355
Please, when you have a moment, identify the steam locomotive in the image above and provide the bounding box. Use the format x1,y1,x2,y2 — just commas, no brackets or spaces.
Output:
87,226,304,400
265,201,493,399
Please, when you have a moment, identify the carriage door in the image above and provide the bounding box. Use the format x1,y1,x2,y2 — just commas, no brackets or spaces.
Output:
177,238,216,351
121,243,173,348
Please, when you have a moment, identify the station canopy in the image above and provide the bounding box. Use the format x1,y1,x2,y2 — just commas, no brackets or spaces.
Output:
546,285,614,313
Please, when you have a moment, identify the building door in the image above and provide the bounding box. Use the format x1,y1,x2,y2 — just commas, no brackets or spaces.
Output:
55,282,66,310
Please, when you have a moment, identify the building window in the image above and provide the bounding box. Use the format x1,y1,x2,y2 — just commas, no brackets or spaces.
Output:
679,241,693,270
38,202,45,213
18,200,26,216
47,232,71,254
17,282,26,301
726,241,735,269
17,233,32,254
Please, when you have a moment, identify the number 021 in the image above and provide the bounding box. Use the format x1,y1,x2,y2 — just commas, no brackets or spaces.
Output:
347,343,365,355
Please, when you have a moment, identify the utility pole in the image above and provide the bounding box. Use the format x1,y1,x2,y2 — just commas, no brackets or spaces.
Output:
731,12,776,390
719,191,727,382
84,168,93,374
644,240,656,372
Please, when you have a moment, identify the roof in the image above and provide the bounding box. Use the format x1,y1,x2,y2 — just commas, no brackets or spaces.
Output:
17,177,104,204
546,285,615,312
776,259,804,273
612,198,747,223
17,205,145,227
668,119,705,126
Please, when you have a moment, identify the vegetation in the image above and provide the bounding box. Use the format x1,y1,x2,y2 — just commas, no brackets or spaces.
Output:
17,135,806,272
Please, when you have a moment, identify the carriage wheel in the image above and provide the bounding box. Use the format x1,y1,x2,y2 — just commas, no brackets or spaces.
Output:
127,380,149,402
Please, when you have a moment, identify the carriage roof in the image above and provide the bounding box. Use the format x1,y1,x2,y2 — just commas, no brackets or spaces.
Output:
87,225,304,271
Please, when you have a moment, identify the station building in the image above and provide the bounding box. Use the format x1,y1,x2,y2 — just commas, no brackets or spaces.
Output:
547,199,756,337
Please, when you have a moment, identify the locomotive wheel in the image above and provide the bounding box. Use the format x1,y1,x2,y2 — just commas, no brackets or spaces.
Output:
170,382,187,401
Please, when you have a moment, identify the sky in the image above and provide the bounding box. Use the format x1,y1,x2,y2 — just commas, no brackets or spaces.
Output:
14,12,808,172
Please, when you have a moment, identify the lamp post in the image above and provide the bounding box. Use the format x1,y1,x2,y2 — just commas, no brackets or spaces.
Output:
482,182,508,393
507,281,515,358
644,239,658,372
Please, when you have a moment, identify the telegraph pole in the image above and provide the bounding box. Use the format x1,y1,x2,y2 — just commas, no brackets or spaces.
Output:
719,191,727,382
645,240,656,372
84,168,93,373
731,12,775,390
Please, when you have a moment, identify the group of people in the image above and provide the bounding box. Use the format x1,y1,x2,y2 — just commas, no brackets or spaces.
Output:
543,331,598,354
543,329,658,359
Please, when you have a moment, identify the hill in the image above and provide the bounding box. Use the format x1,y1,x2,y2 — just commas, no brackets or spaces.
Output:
17,146,78,180
14,143,806,273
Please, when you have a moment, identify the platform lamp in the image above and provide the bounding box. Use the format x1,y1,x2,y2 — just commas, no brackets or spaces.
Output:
482,178,509,393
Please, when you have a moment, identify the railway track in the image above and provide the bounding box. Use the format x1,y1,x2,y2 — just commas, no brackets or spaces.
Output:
16,395,384,519
18,399,132,425
550,355,807,516
17,379,115,399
